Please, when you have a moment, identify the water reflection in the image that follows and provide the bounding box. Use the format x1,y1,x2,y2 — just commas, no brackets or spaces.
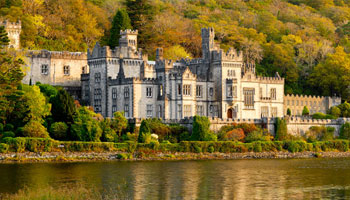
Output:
1,158,350,199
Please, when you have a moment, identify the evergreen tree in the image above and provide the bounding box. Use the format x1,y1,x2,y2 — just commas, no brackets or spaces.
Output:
190,116,217,141
108,9,132,48
275,117,288,141
125,0,153,30
138,119,151,143
287,108,291,116
0,25,24,124
50,89,76,123
0,26,10,46
302,106,310,116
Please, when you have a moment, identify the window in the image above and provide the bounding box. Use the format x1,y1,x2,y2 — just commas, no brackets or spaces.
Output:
233,86,237,97
183,85,191,96
296,100,299,106
209,87,213,96
243,88,255,109
178,104,182,119
260,87,262,98
196,85,202,97
261,106,269,117
227,69,235,77
177,84,182,96
157,105,162,118
184,105,191,117
196,105,204,116
124,104,129,117
287,100,290,105
270,88,276,100
63,65,70,76
82,66,87,74
271,107,277,117
112,105,117,113
159,85,163,97
112,88,117,99
124,87,129,98
95,73,101,83
146,104,153,117
94,88,102,112
41,64,49,75
146,87,153,98
227,85,233,97
209,105,213,113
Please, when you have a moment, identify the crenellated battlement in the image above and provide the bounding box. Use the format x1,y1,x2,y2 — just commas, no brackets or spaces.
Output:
256,76,285,83
0,20,21,29
120,29,138,35
29,50,87,60
285,94,330,99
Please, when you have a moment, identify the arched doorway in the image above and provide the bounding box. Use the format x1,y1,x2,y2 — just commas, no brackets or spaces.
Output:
227,108,233,119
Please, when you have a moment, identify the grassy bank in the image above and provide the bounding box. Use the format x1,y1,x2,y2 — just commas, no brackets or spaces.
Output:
1,137,350,162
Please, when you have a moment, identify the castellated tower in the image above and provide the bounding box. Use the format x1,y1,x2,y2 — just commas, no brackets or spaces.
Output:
119,29,138,51
201,27,215,60
0,20,21,49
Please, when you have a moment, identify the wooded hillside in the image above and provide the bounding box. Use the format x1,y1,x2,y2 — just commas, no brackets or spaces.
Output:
1,0,350,100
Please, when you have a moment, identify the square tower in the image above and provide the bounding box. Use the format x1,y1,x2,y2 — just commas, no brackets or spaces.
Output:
201,27,215,60
119,29,138,51
1,20,21,50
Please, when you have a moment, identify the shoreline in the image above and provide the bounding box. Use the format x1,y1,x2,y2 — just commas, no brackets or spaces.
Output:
1,151,350,163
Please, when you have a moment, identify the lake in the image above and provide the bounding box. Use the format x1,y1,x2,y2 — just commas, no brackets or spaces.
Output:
1,158,350,199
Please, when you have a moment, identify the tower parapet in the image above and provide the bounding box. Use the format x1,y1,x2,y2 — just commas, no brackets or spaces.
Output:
0,20,21,49
119,29,138,50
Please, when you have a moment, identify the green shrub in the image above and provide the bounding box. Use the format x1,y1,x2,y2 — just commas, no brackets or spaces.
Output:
25,138,54,152
302,106,309,116
329,106,341,118
245,131,271,143
0,143,9,153
275,118,288,141
191,116,217,141
1,131,15,140
4,124,14,132
3,137,26,152
50,122,68,140
340,122,350,139
0,124,3,132
114,143,129,151
253,141,262,152
284,141,307,153
287,108,291,116
23,121,50,138
126,141,137,153
306,126,335,142
117,153,132,160
208,146,214,153
312,112,336,119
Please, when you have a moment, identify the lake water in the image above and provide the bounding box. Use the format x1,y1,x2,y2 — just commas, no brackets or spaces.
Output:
1,158,350,199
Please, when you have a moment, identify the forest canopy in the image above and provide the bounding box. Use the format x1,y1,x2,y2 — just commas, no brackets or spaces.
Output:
2,0,350,100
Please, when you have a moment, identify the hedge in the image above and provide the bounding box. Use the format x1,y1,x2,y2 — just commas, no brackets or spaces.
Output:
2,138,350,153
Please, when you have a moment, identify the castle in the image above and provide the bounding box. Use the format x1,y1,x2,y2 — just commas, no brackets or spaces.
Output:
81,28,285,119
1,21,341,119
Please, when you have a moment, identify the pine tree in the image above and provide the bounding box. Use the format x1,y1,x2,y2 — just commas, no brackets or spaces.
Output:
275,117,288,141
50,89,76,123
108,9,132,48
302,106,309,116
0,26,10,47
125,0,153,30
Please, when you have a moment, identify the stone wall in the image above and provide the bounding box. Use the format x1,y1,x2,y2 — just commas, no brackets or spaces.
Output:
129,116,350,137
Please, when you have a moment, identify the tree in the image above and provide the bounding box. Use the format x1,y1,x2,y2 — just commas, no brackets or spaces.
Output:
340,122,350,139
287,108,291,116
190,116,217,141
21,85,51,123
50,89,76,123
309,47,350,101
70,106,102,141
108,9,132,48
23,120,50,138
0,26,10,46
100,118,117,142
275,117,288,141
112,111,128,137
302,106,310,116
338,102,350,117
138,119,151,143
329,106,341,118
50,122,68,140
0,26,24,124
164,45,192,60
125,0,154,31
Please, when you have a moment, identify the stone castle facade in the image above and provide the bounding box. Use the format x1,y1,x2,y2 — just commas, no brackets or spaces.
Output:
284,94,341,116
23,50,88,99
81,28,285,119
0,20,21,50
1,21,341,119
